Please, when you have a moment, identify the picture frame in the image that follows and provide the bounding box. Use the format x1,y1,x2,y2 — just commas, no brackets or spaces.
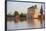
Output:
5,0,45,31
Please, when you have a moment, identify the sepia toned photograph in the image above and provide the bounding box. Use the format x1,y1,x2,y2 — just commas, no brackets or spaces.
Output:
7,0,45,31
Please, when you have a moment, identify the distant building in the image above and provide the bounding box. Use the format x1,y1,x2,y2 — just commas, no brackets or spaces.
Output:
27,5,40,21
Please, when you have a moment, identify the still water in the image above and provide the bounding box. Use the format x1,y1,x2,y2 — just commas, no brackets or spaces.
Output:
7,19,45,31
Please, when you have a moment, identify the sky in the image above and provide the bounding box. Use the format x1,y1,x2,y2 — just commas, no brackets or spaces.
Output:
7,1,44,15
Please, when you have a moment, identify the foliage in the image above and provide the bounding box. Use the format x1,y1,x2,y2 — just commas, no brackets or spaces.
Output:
14,11,19,16
20,13,26,21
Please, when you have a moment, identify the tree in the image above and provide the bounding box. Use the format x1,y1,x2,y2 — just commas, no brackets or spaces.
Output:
14,11,19,16
35,5,37,8
20,13,23,17
20,13,26,21
7,13,12,16
40,5,43,15
20,13,26,17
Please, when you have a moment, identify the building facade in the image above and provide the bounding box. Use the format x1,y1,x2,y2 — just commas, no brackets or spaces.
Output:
27,5,37,21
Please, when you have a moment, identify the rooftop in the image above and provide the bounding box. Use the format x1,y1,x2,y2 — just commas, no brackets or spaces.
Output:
28,5,37,9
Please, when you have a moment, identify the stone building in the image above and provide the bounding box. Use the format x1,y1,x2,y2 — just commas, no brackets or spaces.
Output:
27,5,42,28
27,5,37,21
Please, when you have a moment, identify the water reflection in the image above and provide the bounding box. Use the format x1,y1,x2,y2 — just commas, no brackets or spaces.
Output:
32,19,41,28
7,19,44,30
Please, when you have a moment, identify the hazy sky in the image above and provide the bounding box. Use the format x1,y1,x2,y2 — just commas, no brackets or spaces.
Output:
7,1,44,15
